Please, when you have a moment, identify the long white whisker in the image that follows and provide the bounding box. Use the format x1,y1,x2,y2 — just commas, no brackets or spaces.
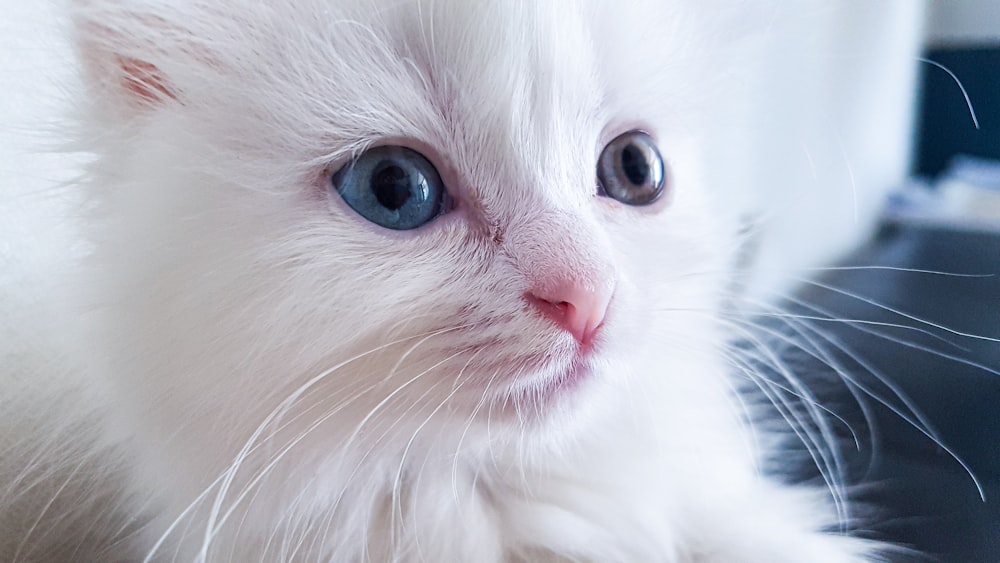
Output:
454,366,504,505
797,277,1000,344
740,309,971,353
205,347,470,552
394,372,474,560
918,57,981,129
723,319,849,525
756,298,988,502
12,456,88,563
145,325,465,562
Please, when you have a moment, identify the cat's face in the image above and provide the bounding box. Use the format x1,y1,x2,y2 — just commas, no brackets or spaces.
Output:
77,0,734,495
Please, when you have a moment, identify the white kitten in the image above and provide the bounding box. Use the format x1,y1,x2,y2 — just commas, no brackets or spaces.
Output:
1,0,880,561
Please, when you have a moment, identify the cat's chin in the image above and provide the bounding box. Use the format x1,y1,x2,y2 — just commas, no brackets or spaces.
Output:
534,358,594,399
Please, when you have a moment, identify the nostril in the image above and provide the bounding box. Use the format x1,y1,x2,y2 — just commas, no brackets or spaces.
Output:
524,282,611,345
524,293,571,323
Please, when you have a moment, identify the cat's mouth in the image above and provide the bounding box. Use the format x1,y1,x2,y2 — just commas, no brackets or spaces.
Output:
466,342,600,406
435,314,610,414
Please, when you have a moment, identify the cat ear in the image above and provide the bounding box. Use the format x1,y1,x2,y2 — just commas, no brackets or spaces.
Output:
72,2,182,114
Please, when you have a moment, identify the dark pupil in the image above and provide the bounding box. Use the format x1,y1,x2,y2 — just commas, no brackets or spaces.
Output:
371,162,412,210
620,144,649,186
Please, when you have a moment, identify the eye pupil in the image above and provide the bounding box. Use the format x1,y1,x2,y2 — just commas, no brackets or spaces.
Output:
371,163,413,210
620,144,649,186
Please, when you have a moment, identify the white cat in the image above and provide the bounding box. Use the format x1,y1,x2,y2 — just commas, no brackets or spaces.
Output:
1,0,881,561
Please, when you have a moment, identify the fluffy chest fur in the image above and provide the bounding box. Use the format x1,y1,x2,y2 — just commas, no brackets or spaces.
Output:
0,1,875,561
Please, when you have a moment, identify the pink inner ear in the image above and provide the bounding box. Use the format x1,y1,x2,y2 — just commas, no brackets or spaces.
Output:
117,56,175,103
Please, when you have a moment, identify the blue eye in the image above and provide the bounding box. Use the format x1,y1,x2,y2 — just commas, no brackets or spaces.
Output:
332,146,448,230
597,131,667,206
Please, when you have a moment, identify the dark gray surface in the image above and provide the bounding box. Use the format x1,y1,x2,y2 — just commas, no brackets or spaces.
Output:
751,221,1000,562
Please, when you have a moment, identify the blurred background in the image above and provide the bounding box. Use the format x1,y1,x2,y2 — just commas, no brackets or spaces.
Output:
724,1,1000,297
718,3,1000,561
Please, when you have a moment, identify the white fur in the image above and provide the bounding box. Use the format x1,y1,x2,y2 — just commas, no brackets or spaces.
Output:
1,1,880,561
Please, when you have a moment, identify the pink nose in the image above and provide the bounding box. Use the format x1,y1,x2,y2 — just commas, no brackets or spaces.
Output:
526,279,613,344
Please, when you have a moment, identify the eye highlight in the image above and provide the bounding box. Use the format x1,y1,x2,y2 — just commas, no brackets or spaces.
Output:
597,131,667,206
332,146,448,230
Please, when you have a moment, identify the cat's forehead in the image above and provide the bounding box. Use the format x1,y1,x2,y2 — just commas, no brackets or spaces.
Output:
347,1,603,198
290,0,694,208
86,0,704,210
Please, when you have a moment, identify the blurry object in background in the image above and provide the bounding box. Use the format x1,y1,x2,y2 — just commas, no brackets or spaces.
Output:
888,0,1000,233
886,155,1000,231
925,0,1000,46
